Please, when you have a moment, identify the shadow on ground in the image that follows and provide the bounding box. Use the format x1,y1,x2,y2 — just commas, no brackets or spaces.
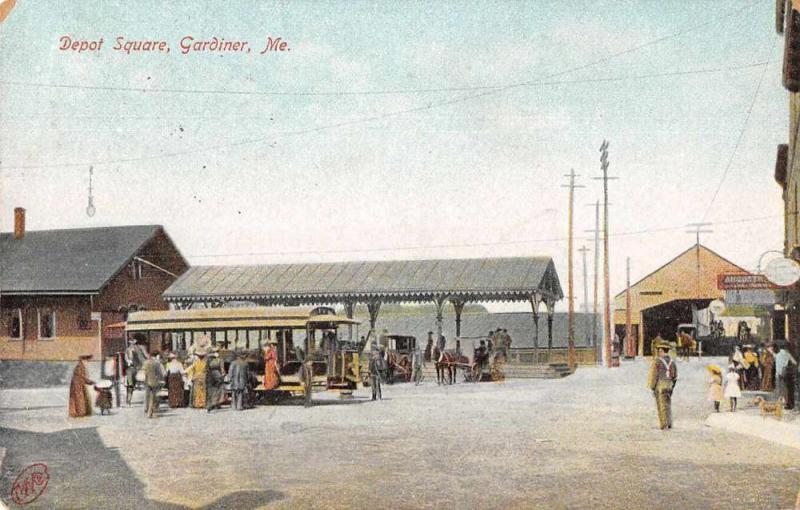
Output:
0,426,284,509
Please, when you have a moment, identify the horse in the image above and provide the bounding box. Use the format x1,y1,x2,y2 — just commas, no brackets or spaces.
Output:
435,349,469,385
676,332,696,361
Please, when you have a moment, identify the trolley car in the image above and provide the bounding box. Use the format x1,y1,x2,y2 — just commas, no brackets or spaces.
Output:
123,305,361,405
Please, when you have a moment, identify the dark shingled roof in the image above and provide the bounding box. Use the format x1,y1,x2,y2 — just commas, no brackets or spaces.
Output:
164,257,563,304
0,225,163,294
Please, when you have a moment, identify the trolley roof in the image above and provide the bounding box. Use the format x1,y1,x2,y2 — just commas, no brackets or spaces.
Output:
125,306,359,332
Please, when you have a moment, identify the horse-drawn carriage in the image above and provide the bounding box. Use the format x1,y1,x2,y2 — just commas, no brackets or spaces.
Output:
434,337,506,384
381,334,416,383
358,333,417,385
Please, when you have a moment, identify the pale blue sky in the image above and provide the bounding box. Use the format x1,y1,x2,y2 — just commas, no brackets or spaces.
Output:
0,1,788,311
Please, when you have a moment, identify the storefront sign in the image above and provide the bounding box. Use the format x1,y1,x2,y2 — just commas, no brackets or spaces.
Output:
717,273,776,290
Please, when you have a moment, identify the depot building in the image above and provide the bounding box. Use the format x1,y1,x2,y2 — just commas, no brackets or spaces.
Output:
612,244,780,356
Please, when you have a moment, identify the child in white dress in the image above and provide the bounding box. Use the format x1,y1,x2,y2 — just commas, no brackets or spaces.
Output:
723,367,742,412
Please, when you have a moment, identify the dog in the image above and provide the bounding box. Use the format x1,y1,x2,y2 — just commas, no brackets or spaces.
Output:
753,396,784,419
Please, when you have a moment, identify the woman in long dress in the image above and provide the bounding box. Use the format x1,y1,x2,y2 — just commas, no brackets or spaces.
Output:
68,354,96,418
205,348,226,412
185,350,208,408
760,344,775,392
743,346,760,391
732,346,746,389
165,353,187,408
263,340,280,390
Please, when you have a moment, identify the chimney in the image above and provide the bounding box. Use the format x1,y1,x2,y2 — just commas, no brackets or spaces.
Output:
14,207,25,240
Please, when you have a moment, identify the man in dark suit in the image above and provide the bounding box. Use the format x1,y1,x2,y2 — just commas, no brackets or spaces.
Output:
228,350,250,411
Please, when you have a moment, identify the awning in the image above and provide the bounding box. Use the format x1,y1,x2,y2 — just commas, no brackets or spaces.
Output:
126,318,310,332
307,316,360,326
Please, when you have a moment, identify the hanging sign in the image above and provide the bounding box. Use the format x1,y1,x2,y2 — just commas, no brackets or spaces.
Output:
764,258,800,287
708,300,726,315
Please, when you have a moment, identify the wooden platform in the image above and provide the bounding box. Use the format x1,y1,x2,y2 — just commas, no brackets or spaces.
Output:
418,362,574,381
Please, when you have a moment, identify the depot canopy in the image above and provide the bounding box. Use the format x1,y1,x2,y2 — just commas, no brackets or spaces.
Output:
162,256,564,306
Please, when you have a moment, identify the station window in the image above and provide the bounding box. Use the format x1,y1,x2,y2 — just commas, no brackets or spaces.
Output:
7,308,22,339
78,308,91,330
132,260,144,280
38,308,56,339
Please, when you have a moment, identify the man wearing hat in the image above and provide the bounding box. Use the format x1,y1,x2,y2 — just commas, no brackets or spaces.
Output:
648,341,677,430
228,350,251,411
142,351,165,418
424,332,434,363
368,342,386,401
124,335,146,406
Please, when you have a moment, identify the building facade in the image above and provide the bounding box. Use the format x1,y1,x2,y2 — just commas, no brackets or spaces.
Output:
776,1,800,362
613,244,746,356
0,210,188,363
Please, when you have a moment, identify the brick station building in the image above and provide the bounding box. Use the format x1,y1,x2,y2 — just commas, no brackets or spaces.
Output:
0,209,188,368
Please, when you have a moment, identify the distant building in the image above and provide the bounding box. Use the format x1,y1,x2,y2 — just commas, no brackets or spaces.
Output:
612,244,746,356
0,209,188,363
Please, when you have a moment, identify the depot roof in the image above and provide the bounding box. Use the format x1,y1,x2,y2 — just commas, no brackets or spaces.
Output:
0,225,169,294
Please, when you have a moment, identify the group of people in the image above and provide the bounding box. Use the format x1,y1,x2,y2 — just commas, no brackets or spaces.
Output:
709,342,798,412
421,328,513,362
68,335,285,418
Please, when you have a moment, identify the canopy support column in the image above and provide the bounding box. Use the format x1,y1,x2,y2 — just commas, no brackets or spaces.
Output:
545,298,555,362
529,294,540,364
343,301,355,341
451,299,466,338
434,296,447,348
367,300,381,340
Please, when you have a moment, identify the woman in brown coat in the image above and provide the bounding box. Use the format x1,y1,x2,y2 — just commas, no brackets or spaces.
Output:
68,354,96,418
760,344,775,392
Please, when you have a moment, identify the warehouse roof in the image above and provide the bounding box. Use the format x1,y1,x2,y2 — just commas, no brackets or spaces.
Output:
163,256,563,305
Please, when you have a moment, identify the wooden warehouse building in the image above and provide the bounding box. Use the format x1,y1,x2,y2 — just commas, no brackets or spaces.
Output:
613,244,746,356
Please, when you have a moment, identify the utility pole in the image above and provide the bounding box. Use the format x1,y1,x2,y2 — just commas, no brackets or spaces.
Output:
578,245,590,345
585,201,601,353
625,257,633,359
686,222,713,270
562,169,584,370
593,140,617,368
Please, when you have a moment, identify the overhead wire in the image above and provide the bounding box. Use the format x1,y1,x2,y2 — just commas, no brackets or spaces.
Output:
701,36,778,221
185,213,781,260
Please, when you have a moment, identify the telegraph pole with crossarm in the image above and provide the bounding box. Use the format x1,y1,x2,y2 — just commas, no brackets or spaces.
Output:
562,169,584,370
593,141,618,368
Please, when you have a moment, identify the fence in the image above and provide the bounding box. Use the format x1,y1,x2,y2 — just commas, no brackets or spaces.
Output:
507,346,598,365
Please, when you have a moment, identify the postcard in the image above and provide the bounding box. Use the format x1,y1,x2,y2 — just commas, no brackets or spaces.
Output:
1,2,799,509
